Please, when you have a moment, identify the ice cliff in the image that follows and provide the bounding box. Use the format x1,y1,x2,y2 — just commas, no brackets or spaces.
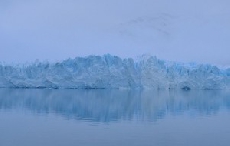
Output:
0,54,230,90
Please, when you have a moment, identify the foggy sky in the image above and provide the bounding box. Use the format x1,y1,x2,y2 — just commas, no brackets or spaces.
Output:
0,0,230,65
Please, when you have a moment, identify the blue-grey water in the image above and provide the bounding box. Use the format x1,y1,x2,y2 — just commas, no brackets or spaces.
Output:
0,89,230,146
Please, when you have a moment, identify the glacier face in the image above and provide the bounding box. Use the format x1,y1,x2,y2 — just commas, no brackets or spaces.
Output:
0,54,230,90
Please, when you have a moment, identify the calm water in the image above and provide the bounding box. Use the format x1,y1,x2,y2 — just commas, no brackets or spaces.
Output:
0,89,230,146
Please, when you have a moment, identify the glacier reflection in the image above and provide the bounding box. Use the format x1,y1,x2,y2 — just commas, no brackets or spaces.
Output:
0,89,230,122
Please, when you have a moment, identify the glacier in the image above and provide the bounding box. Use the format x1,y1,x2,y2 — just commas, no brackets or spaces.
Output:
0,54,230,90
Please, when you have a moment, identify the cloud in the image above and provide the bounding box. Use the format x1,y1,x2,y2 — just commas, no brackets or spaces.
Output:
0,0,230,65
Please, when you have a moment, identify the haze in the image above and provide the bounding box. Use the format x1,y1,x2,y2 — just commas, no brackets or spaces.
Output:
0,0,230,65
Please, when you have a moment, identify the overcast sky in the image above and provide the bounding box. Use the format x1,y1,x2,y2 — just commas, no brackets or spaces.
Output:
0,0,230,65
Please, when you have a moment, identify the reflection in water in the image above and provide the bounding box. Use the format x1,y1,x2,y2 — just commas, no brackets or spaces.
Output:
0,89,230,122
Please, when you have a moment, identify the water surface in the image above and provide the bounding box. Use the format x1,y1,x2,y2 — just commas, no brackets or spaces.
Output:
0,89,230,146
